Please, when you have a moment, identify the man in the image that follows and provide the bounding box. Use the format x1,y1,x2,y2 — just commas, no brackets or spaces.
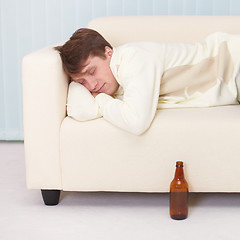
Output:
55,28,240,135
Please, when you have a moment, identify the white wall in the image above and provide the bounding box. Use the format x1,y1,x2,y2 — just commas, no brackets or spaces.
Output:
1,0,240,140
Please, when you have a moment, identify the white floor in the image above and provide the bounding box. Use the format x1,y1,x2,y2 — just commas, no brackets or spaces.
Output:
1,141,240,240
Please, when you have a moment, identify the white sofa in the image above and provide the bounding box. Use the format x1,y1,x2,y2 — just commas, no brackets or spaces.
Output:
22,16,240,205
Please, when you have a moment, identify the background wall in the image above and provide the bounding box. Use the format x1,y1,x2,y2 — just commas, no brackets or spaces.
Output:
1,0,240,140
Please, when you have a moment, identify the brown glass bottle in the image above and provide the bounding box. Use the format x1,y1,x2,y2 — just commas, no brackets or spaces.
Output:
170,161,189,220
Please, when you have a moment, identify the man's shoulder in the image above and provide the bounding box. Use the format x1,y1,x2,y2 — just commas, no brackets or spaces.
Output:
115,42,143,54
115,41,166,57
116,41,159,50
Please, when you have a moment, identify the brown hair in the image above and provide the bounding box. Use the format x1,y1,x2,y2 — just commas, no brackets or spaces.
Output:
55,28,112,82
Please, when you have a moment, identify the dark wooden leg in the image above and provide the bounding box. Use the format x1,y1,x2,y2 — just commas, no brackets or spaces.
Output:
41,189,61,206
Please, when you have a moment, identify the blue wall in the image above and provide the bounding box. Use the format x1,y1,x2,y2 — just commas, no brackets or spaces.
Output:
1,0,240,140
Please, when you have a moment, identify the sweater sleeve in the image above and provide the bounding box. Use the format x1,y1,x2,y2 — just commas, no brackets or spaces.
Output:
95,48,163,135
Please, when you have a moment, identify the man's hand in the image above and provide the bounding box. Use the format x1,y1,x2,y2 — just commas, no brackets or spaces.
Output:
91,92,100,98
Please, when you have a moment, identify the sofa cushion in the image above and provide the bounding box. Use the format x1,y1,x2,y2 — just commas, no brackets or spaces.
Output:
60,105,240,192
67,81,102,121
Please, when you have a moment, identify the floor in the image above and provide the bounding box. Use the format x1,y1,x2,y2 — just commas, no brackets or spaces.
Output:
1,141,240,240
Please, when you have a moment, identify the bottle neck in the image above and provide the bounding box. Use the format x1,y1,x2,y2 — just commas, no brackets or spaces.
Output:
174,166,185,180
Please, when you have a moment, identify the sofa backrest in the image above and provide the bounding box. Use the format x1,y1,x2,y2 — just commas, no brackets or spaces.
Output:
88,16,240,47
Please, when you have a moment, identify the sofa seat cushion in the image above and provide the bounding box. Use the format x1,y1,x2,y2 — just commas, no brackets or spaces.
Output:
60,105,240,192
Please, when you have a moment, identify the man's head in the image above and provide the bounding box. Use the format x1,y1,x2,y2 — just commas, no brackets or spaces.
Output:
55,28,119,96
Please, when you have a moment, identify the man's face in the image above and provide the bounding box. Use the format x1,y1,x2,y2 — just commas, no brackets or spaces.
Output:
70,47,119,96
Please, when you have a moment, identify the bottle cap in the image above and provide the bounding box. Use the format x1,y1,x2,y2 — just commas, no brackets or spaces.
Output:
176,161,183,167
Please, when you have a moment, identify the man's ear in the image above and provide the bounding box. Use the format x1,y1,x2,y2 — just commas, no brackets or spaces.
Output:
105,46,113,57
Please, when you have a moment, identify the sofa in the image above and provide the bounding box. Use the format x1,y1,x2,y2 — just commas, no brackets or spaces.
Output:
22,16,240,205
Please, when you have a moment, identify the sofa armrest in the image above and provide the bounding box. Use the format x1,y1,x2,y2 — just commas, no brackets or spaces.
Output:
22,45,68,189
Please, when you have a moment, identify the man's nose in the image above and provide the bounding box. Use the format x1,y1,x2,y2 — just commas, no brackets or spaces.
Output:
88,78,97,91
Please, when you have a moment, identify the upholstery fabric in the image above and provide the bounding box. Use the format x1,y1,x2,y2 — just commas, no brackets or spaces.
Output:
61,106,240,192
67,82,101,121
22,16,240,191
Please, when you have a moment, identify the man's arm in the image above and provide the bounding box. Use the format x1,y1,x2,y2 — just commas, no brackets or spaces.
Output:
95,51,163,135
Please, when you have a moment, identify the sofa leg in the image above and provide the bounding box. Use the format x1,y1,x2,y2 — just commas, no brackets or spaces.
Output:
41,189,61,206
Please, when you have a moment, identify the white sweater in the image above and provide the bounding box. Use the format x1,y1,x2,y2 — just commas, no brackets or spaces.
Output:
95,32,240,135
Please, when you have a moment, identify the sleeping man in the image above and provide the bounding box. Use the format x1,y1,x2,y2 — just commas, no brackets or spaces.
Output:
55,28,240,135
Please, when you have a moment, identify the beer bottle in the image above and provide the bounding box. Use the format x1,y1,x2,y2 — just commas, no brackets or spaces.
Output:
170,161,189,220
